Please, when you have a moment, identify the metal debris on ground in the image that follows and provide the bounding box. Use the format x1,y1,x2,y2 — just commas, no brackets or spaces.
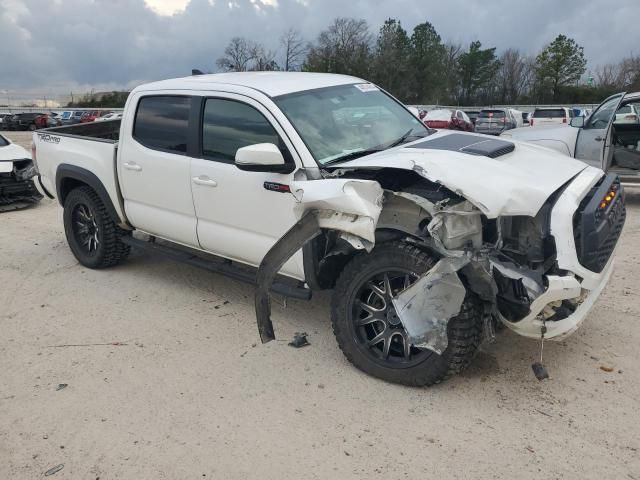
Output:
55,384,67,391
600,365,614,372
288,332,310,348
48,341,129,348
44,464,64,476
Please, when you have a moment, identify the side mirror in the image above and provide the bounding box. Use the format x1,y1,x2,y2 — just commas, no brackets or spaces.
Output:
235,143,295,173
570,116,584,128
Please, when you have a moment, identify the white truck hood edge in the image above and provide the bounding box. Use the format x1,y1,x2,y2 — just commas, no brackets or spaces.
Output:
502,125,580,157
334,131,589,218
0,142,31,162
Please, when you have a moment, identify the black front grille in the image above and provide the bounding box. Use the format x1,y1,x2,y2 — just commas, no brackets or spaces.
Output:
573,174,626,273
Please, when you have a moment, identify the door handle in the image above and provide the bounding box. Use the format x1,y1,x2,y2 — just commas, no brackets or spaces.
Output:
192,176,218,187
123,162,142,171
595,136,604,142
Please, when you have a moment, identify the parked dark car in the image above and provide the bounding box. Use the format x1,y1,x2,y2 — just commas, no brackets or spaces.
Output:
4,112,47,131
464,110,481,126
474,109,519,135
0,113,12,129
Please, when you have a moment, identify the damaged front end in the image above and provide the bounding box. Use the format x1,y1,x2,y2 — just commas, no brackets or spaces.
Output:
0,159,43,212
255,164,623,360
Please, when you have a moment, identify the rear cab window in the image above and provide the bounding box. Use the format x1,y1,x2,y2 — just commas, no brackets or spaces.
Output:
533,108,567,118
201,98,292,164
133,96,190,154
479,110,505,118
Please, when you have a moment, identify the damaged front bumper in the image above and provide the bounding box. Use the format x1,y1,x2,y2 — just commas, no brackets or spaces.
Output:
0,160,43,211
499,258,614,340
499,167,624,340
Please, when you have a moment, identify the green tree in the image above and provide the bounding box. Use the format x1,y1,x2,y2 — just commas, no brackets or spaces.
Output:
535,34,587,102
371,19,411,101
409,22,446,103
458,41,501,105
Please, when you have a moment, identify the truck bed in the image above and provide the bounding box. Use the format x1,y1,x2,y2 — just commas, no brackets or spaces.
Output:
45,119,121,142
34,119,127,223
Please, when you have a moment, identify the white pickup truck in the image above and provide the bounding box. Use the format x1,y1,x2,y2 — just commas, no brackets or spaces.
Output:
33,72,626,386
503,92,640,184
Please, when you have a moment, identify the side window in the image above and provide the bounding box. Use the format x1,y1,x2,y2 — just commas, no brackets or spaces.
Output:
133,96,190,154
586,95,622,130
202,98,289,163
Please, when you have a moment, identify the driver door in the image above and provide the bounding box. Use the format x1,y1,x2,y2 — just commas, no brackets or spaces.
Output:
189,94,304,279
575,93,625,169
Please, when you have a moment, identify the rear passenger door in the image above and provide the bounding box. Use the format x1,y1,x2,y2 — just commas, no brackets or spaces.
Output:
118,94,199,247
190,94,304,279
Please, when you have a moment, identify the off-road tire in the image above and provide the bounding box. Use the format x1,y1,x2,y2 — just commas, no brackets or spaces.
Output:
331,241,483,386
63,186,130,269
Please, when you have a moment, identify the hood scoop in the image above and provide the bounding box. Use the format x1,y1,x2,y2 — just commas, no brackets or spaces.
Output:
408,133,515,159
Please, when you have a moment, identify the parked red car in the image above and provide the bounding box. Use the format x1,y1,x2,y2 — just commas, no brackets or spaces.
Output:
80,111,112,123
423,109,474,131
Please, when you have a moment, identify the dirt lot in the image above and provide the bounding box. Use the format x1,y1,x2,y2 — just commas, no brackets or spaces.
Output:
1,131,639,479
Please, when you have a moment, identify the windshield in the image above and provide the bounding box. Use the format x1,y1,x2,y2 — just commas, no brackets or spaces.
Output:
0,135,8,147
274,83,429,165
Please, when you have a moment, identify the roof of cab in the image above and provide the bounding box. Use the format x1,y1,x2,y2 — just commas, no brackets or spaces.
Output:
135,72,365,98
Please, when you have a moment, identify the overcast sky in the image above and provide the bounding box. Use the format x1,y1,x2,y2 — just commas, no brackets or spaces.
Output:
0,0,637,100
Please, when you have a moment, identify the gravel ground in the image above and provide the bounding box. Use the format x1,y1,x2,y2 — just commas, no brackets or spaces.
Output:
1,131,639,479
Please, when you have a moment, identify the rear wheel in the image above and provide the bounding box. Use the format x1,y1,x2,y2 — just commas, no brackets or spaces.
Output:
331,242,483,386
63,186,130,269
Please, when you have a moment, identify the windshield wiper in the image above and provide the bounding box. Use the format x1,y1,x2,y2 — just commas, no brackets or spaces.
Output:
322,129,429,167
385,128,429,149
322,147,385,166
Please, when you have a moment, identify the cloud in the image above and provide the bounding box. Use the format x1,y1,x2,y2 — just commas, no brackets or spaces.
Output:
144,0,190,15
0,0,637,98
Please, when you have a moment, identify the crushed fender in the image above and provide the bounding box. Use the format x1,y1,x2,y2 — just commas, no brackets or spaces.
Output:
255,212,321,343
391,257,469,354
290,179,383,249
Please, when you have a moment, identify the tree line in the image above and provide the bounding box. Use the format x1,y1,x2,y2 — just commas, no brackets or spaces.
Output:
216,17,640,106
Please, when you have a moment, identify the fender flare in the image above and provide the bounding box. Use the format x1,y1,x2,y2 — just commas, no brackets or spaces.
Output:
55,164,121,223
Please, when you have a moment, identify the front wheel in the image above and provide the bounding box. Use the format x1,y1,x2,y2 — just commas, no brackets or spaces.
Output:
63,186,130,269
331,242,483,386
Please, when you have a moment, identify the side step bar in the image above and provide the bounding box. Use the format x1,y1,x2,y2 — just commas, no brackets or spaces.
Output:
121,235,312,301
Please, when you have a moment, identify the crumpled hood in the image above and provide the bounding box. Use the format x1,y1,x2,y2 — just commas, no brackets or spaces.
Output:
0,142,30,162
335,130,590,218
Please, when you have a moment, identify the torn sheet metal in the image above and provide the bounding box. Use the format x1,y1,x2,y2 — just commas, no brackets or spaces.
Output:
290,179,383,249
255,212,321,343
391,257,469,354
489,257,545,300
394,191,482,257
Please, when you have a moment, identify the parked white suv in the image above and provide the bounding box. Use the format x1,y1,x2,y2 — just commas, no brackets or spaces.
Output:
33,72,625,385
530,107,573,127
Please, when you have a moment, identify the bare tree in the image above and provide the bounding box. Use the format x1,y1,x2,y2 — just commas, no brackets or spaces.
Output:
216,37,259,72
595,63,622,88
250,44,279,71
304,17,372,77
496,49,534,103
280,28,306,71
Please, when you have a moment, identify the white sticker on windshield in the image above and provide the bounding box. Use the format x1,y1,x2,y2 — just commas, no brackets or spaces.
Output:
354,83,379,93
